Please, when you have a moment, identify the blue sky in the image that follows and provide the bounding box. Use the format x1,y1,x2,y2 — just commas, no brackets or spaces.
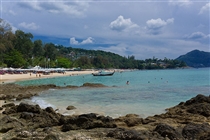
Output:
1,0,209,59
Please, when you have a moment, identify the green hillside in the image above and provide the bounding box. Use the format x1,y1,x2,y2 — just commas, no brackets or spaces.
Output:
176,50,210,68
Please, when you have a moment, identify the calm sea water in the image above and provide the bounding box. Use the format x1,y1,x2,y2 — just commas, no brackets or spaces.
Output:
16,68,210,118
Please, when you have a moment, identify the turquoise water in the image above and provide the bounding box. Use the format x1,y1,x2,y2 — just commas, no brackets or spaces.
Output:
16,68,210,118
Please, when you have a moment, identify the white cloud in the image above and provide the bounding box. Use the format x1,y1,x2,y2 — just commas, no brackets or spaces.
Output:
70,37,79,45
18,22,39,30
96,43,128,57
95,37,209,60
109,15,138,32
81,37,94,44
18,1,42,11
18,1,89,16
168,0,192,7
199,2,210,15
186,32,209,40
146,18,174,35
9,10,17,16
70,37,94,45
146,18,174,30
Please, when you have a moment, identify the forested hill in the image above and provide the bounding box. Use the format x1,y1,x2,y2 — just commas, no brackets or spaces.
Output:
176,50,210,68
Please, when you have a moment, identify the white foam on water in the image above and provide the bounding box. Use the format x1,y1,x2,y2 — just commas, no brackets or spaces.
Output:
31,97,56,109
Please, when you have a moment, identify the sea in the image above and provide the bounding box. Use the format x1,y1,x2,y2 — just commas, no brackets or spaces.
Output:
16,68,210,118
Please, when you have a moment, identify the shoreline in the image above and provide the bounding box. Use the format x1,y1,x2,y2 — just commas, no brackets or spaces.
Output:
0,70,98,84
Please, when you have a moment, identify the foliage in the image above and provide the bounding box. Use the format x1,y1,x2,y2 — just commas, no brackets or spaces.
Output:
0,18,187,69
57,57,72,68
33,40,44,57
4,49,26,68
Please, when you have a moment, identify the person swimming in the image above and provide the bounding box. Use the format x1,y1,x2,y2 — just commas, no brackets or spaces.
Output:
126,81,129,85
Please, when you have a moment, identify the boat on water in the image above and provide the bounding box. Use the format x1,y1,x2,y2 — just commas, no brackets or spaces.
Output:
92,71,115,76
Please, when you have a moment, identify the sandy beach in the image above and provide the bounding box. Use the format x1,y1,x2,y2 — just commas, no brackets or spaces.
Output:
0,70,97,84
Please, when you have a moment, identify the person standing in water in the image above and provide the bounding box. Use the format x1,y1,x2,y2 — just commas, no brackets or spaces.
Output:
126,81,129,85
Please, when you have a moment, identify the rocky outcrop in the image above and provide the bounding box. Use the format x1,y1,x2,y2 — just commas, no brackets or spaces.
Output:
154,123,183,139
115,114,143,127
81,82,107,87
61,113,117,131
0,83,107,101
0,103,117,139
182,123,210,139
0,116,23,133
2,103,15,108
107,128,145,140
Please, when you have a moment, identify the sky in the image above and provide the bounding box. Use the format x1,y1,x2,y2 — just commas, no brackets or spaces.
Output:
1,0,209,60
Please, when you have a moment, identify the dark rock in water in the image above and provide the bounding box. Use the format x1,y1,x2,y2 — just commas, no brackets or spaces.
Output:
66,105,76,110
182,123,210,139
154,123,183,140
0,116,23,133
45,107,56,114
82,82,106,87
61,113,116,132
17,102,42,113
79,113,97,119
2,102,15,108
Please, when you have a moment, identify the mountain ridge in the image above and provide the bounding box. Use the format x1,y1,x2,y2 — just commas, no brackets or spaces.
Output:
176,50,210,68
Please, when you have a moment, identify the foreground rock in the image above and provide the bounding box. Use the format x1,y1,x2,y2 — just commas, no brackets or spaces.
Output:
1,84,210,140
112,94,210,140
0,102,117,139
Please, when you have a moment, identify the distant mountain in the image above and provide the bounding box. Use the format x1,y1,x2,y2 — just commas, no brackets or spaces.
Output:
176,50,210,68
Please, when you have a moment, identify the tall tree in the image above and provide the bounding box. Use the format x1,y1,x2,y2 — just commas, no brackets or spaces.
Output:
33,40,44,57
43,43,57,60
4,49,26,68
0,19,15,66
14,30,33,59
74,56,91,68
57,57,72,68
